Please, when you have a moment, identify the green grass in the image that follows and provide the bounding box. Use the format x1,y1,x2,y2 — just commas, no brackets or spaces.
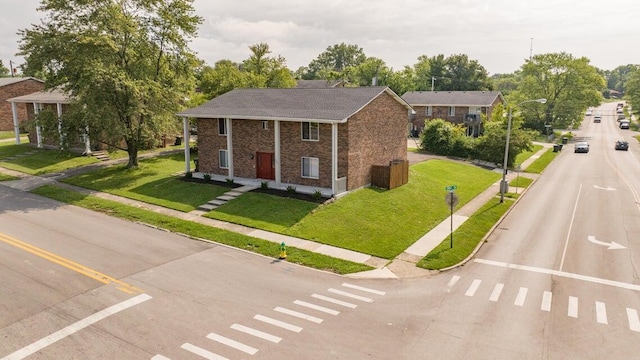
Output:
417,199,512,269
0,131,27,140
30,185,373,275
523,148,558,174
61,153,228,212
283,160,501,259
509,175,533,188
206,192,320,233
0,173,18,181
514,144,543,168
0,145,99,175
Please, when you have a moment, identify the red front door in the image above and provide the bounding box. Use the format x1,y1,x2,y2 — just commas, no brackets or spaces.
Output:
256,152,275,180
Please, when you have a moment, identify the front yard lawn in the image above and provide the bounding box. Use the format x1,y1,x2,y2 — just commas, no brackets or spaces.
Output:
0,144,99,175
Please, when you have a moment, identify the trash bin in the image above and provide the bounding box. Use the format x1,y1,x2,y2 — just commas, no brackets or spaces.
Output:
174,136,182,146
553,144,561,152
562,137,568,144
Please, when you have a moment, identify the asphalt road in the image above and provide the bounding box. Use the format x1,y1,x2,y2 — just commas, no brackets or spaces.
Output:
3,103,640,359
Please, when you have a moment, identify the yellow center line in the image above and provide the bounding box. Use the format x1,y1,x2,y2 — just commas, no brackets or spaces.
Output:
0,232,143,294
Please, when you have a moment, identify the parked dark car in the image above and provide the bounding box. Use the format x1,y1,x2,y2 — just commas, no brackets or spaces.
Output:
574,142,590,153
615,140,629,151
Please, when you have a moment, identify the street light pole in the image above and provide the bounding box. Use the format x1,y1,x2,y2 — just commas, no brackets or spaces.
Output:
500,98,547,203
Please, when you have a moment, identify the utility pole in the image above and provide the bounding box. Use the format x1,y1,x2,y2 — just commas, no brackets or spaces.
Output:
431,76,435,91
9,60,15,77
529,38,533,60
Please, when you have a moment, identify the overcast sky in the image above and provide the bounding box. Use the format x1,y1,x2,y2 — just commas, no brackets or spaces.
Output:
1,0,638,76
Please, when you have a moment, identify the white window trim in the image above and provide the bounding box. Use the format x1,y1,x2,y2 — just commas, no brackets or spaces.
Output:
219,149,229,169
262,121,268,130
301,157,319,179
426,106,432,116
218,118,227,136
448,106,456,116
301,122,319,141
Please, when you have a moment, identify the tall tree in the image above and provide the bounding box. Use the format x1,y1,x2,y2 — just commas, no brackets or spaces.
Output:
443,54,493,91
241,43,295,89
625,68,640,116
18,0,202,168
514,52,604,131
307,43,366,81
198,60,248,99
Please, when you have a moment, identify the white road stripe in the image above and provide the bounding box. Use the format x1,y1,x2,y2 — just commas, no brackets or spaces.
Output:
475,258,640,291
274,307,323,323
181,343,228,360
206,332,258,355
328,288,373,302
541,291,552,312
311,294,357,308
342,283,386,295
514,287,528,306
294,300,340,315
627,308,640,332
1,294,152,360
465,279,481,297
595,301,608,324
568,296,578,318
447,275,461,291
151,355,171,360
231,324,281,343
489,283,504,302
254,314,302,332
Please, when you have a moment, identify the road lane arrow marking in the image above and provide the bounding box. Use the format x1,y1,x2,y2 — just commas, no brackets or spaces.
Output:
588,235,626,250
593,185,617,191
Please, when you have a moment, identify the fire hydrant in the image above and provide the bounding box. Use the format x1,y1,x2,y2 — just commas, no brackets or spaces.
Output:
279,242,287,259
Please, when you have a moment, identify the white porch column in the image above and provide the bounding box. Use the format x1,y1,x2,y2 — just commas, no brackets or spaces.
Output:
33,102,42,148
226,118,233,178
11,102,20,144
331,123,338,195
57,103,64,149
183,116,190,174
83,125,92,155
274,120,281,184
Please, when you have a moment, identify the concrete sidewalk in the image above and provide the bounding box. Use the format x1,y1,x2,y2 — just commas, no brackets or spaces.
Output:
0,142,552,279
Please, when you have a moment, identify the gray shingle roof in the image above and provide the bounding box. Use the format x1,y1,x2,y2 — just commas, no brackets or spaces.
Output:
6,88,70,104
401,91,503,106
178,87,411,122
0,77,43,88
294,80,345,88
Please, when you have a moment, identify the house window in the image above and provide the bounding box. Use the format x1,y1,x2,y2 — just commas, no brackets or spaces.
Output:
219,149,228,169
302,122,319,141
301,157,319,179
425,106,432,116
262,121,268,130
469,106,481,115
448,106,455,116
218,118,227,135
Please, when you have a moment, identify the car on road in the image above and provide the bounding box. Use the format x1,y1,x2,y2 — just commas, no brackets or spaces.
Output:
586,109,593,116
617,108,624,114
615,140,629,151
574,142,590,153
594,115,601,123
620,120,630,129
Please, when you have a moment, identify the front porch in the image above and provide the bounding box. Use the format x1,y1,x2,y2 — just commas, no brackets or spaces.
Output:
190,172,334,198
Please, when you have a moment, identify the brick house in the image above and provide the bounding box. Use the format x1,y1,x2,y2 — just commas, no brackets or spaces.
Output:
177,86,412,197
0,77,44,132
401,91,504,137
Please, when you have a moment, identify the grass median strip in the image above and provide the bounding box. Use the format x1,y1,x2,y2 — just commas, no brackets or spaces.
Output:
30,184,373,275
525,148,558,174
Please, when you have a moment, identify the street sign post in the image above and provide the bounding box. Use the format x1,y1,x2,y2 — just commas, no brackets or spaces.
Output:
444,191,459,248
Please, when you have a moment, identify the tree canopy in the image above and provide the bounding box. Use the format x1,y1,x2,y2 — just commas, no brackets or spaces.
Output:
18,0,202,168
0,60,9,77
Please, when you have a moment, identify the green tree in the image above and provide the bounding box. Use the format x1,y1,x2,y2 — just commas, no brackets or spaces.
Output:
514,52,604,132
410,54,491,91
625,68,640,117
19,0,202,168
419,118,474,158
198,60,248,99
0,60,9,77
307,43,366,81
241,42,295,89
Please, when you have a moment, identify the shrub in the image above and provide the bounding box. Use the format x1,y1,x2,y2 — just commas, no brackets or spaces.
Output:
226,178,234,186
203,173,211,181
261,181,270,189
286,185,297,194
185,171,193,179
312,189,322,201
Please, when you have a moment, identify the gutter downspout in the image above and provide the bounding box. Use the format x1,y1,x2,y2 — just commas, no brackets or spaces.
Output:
11,102,20,145
183,117,190,174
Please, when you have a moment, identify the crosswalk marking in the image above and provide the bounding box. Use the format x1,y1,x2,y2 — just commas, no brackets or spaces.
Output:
274,307,323,323
231,324,281,343
151,355,171,360
541,291,552,312
627,308,640,332
311,294,357,308
568,296,578,318
465,279,481,296
447,275,461,291
294,300,340,315
181,343,229,360
206,332,258,355
254,314,303,332
342,283,386,295
595,302,608,324
489,283,504,302
514,287,528,306
328,288,374,302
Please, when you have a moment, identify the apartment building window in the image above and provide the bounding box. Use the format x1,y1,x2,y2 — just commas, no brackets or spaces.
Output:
218,118,227,135
302,122,319,141
301,157,319,178
219,149,228,168
448,106,456,116
425,106,432,116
